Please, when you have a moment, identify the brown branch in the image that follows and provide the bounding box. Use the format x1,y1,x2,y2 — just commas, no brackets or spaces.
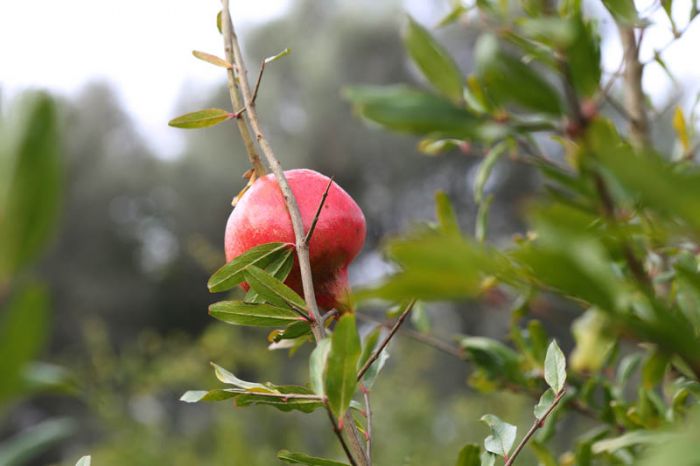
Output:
304,176,334,247
220,9,265,177
619,26,650,148
504,388,566,466
325,406,358,466
221,0,325,340
357,300,416,381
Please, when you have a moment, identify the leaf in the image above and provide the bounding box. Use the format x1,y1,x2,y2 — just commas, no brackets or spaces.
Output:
410,301,431,333
244,265,307,310
0,418,76,466
475,194,494,243
529,441,558,466
270,320,313,342
460,337,524,384
325,314,361,421
76,456,91,466
592,430,667,454
216,10,222,34
277,450,349,466
210,362,279,393
168,108,232,129
180,388,323,413
602,0,640,25
435,191,460,236
208,242,292,292
475,34,563,115
544,340,566,392
361,348,389,390
0,283,49,403
570,308,615,373
264,48,291,64
455,444,481,466
309,339,331,396
403,15,464,102
192,50,231,68
566,16,602,97
673,106,690,153
244,248,295,303
534,388,556,419
358,326,381,369
474,141,508,204
481,414,517,457
642,350,669,389
343,85,481,138
209,300,303,327
480,451,497,466
0,92,61,280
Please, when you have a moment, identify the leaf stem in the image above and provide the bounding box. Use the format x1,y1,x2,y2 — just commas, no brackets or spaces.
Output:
503,388,566,466
325,406,359,466
357,300,416,381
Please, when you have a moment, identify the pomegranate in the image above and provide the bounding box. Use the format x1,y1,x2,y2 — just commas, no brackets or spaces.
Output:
224,169,366,310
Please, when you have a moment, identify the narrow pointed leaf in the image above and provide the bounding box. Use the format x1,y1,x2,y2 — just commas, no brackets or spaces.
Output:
325,314,361,421
361,349,389,390
76,456,91,466
277,450,349,466
192,50,231,68
481,414,517,457
210,362,279,393
435,191,460,236
244,265,307,310
168,108,232,129
209,300,302,327
245,248,295,303
265,48,291,64
404,15,463,102
474,141,508,204
310,339,331,396
544,340,566,392
208,242,292,292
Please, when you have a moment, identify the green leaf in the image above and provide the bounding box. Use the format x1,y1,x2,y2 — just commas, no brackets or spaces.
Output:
209,300,303,327
602,0,639,25
344,85,481,138
455,444,481,466
460,337,524,384
480,451,497,466
642,350,670,389
403,15,464,102
210,362,279,393
309,339,331,396
244,265,307,310
481,414,517,457
361,348,389,390
0,92,61,280
168,108,232,129
529,441,558,466
181,388,323,413
264,48,291,64
673,106,690,153
271,320,313,343
475,194,494,243
0,418,76,466
192,50,231,68
216,10,222,33
592,430,667,454
359,326,381,369
435,191,460,235
76,456,91,466
534,388,556,419
570,308,615,373
544,340,566,392
0,283,49,403
245,248,295,303
475,34,563,115
566,16,602,97
474,141,508,204
325,314,361,421
410,301,431,333
277,450,349,466
208,242,293,293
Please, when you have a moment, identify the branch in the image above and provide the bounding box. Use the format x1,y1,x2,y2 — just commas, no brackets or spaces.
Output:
221,0,325,341
304,176,334,247
220,8,265,177
325,406,358,466
362,387,372,462
618,26,650,148
357,300,416,381
504,389,566,466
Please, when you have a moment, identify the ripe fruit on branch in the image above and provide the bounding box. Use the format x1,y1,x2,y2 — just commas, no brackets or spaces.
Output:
225,169,366,310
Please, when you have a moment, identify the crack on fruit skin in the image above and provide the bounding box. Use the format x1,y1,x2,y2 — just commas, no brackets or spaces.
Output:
225,169,366,310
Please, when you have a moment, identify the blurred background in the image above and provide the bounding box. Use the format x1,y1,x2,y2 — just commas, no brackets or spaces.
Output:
1,0,698,464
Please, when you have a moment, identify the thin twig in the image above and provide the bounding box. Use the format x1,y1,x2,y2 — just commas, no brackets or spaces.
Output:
222,0,325,340
325,406,358,466
504,388,566,466
357,300,416,381
304,176,334,246
251,60,266,105
618,26,650,148
220,9,265,177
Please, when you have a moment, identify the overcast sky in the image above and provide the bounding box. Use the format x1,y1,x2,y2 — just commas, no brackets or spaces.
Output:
1,0,698,158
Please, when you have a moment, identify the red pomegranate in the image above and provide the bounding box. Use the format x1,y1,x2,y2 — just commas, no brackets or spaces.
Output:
224,169,366,310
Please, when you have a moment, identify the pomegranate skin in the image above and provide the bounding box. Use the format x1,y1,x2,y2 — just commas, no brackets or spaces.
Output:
224,169,366,310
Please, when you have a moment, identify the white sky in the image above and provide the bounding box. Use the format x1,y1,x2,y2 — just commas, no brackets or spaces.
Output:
1,0,698,158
